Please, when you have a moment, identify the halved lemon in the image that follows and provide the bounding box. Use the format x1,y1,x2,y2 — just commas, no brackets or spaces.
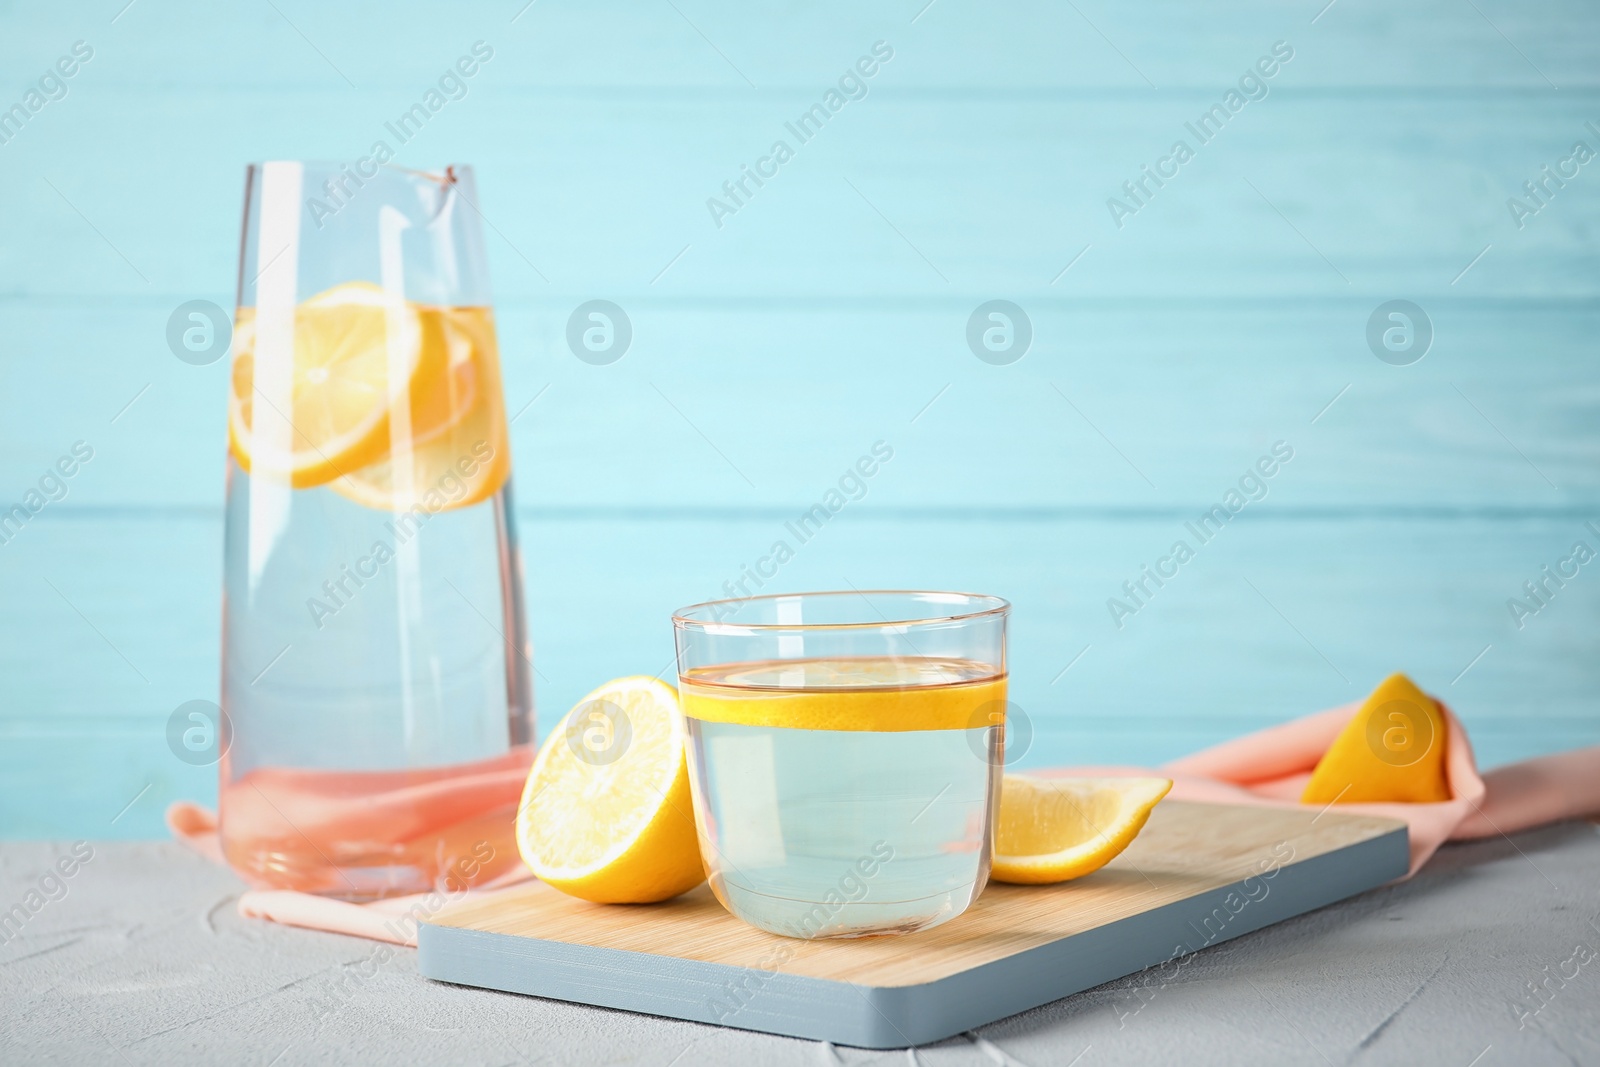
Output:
327,307,510,513
227,282,424,488
991,775,1172,885
515,677,704,904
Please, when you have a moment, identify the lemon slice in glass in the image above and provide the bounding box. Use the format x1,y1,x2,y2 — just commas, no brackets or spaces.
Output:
228,282,424,488
327,306,510,513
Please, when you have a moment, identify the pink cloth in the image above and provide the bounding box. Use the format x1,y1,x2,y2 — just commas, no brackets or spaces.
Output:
167,802,532,946
168,747,535,944
1037,696,1600,876
169,691,1600,944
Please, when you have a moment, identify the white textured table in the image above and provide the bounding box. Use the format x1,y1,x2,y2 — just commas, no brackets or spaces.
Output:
3,823,1598,1066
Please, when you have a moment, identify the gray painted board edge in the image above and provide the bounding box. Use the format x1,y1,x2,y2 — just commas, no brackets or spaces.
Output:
417,826,1409,1049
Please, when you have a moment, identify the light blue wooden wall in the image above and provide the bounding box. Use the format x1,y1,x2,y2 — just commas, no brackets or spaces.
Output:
1,1,1596,838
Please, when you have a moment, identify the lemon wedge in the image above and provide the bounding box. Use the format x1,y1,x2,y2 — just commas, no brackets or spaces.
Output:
515,677,704,904
1301,673,1451,805
228,282,424,488
990,775,1172,885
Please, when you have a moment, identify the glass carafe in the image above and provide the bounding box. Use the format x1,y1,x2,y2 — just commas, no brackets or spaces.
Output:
219,162,533,898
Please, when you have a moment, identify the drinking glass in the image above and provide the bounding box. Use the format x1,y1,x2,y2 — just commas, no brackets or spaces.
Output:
673,591,1009,938
219,162,533,898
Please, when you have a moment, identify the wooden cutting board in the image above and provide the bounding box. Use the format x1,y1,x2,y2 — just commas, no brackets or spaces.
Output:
418,801,1407,1048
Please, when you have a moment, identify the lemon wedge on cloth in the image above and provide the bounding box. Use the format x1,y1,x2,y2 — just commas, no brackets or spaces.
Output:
515,677,704,904
991,775,1172,885
1301,672,1451,805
